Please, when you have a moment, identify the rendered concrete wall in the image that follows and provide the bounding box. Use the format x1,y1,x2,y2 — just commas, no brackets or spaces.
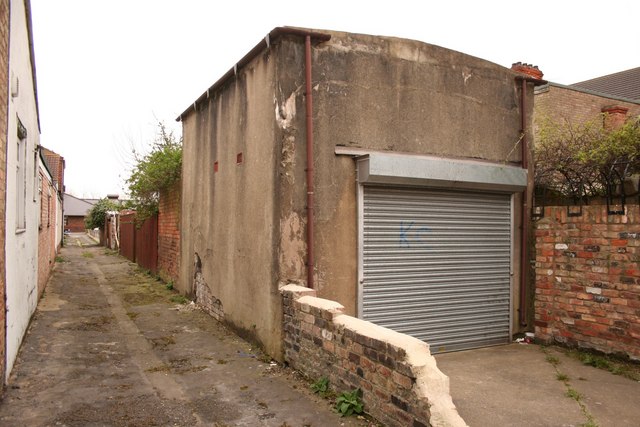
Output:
5,0,41,379
180,48,282,356
274,31,531,327
0,0,9,384
181,29,533,358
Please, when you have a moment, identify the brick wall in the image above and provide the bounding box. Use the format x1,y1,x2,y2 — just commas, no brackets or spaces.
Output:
535,84,640,127
534,205,640,360
158,181,180,285
0,0,9,384
282,284,466,427
65,215,85,232
37,171,57,297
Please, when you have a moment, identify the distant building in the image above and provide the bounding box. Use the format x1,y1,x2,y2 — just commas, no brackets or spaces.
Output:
530,64,640,131
570,67,640,102
63,193,96,232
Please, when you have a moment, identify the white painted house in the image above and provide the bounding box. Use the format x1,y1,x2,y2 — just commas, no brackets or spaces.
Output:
4,0,42,379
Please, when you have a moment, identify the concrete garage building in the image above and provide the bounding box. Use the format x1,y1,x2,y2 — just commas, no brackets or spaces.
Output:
178,27,539,358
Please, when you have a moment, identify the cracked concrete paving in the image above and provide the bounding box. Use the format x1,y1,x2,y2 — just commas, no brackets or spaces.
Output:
0,234,373,426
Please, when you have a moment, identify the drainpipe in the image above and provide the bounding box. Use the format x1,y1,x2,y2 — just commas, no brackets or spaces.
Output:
519,77,529,327
515,74,547,327
174,28,331,289
304,35,316,289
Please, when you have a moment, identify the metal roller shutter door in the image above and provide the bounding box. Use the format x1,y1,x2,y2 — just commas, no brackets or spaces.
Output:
362,186,512,353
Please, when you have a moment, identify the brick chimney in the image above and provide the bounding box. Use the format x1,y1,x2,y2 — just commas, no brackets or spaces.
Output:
511,62,544,80
601,105,629,130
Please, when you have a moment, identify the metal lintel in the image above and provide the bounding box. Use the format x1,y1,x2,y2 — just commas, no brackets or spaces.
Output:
355,152,527,193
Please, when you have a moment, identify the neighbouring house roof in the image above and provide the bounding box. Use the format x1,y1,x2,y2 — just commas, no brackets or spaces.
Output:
40,146,65,191
63,193,96,217
571,67,640,102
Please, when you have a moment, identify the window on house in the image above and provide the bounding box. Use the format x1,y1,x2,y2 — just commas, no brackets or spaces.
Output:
16,117,27,231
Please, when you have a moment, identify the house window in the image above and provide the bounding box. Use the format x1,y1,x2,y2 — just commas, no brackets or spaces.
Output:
16,117,27,231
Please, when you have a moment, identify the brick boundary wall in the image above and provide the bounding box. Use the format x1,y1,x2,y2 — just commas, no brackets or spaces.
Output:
282,284,467,427
158,181,180,285
534,205,640,360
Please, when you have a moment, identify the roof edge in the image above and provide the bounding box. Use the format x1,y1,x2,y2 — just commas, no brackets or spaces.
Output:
537,82,640,105
176,27,331,122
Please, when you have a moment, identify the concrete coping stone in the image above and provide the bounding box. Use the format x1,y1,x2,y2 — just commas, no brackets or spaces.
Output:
334,315,431,366
280,284,316,298
297,295,345,314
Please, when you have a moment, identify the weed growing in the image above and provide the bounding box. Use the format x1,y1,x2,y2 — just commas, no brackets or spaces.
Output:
561,347,640,382
170,295,189,304
311,377,334,398
335,388,364,417
540,346,599,427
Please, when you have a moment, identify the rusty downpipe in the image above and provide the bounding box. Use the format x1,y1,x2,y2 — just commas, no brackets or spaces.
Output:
304,35,316,289
516,74,547,327
175,27,330,289
519,77,529,327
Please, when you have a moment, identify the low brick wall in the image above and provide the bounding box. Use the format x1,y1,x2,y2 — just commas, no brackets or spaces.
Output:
282,284,466,427
534,205,640,360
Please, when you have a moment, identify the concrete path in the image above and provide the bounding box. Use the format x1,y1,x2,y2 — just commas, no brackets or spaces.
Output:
0,235,371,426
435,344,640,427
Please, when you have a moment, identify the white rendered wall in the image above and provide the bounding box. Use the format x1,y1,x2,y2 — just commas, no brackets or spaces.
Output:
5,0,41,381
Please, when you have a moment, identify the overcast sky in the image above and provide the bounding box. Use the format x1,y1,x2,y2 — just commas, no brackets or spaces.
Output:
30,0,640,198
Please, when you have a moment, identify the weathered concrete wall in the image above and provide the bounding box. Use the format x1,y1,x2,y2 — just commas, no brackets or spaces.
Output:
535,204,640,360
180,49,282,356
282,284,467,427
0,0,9,385
5,0,41,379
275,31,531,326
181,29,533,360
158,181,180,285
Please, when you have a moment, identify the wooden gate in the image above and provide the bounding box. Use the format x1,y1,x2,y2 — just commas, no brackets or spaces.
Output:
118,211,158,274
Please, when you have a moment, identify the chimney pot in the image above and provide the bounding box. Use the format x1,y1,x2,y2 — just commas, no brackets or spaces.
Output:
512,62,544,80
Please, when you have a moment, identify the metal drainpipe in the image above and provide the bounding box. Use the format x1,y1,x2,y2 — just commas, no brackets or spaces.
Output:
519,77,529,327
304,35,316,289
515,74,547,327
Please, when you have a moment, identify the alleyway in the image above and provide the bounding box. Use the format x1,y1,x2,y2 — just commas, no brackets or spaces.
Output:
0,234,369,426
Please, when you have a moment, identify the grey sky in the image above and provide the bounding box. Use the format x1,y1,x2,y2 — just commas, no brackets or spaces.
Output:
30,0,640,198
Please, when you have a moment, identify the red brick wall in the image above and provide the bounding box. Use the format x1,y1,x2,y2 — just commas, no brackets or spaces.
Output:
65,215,86,232
158,181,180,285
0,0,9,384
534,205,640,360
37,171,57,297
